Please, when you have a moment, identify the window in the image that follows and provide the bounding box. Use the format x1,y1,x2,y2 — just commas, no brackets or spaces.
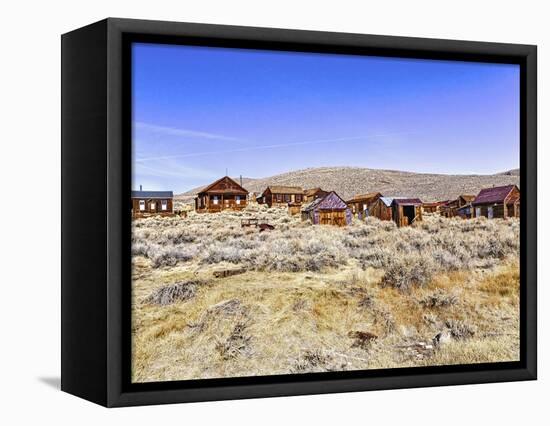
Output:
213,196,219,205
362,203,367,211
161,200,167,211
475,207,481,217
236,195,241,205
276,194,282,202
488,206,493,219
296,194,302,202
150,202,156,211
139,200,145,211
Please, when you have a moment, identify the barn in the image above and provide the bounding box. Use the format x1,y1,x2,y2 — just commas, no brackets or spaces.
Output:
392,198,423,227
304,187,330,203
301,191,352,226
258,186,304,207
131,188,174,218
346,192,382,219
472,185,520,219
369,197,401,221
194,176,248,213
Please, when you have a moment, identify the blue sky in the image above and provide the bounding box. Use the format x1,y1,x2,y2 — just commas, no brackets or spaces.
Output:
132,43,519,193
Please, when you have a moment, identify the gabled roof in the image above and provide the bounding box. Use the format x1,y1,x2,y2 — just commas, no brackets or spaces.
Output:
302,191,348,212
393,198,423,206
131,190,173,199
264,185,304,195
304,187,328,196
459,194,476,203
197,176,248,195
473,185,518,205
379,196,406,207
346,192,382,203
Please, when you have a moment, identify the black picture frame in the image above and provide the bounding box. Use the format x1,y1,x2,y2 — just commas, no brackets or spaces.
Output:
61,17,537,407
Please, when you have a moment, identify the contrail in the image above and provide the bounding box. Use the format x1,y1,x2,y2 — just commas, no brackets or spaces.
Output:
135,131,415,163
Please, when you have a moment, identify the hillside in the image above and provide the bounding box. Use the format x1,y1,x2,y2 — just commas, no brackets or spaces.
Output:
176,167,519,202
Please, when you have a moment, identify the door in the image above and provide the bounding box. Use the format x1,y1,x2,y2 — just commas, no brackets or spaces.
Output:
487,206,493,219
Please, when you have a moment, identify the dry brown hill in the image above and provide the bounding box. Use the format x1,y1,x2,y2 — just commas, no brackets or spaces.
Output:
177,166,519,203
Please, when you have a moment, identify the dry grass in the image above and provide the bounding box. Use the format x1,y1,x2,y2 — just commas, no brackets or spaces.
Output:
131,208,520,382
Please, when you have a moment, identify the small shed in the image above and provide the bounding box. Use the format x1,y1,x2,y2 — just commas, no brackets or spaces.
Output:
258,186,304,207
301,191,352,226
369,197,402,221
195,176,248,213
304,187,330,203
422,201,446,214
346,192,382,219
440,194,475,218
392,198,423,227
472,185,520,219
131,189,174,218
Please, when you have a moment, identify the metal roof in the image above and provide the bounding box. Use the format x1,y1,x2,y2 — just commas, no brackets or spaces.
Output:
346,192,382,203
473,185,517,205
131,190,173,199
302,191,348,212
393,198,423,206
379,196,406,207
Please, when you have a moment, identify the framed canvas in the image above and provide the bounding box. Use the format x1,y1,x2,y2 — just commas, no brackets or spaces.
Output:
61,18,537,407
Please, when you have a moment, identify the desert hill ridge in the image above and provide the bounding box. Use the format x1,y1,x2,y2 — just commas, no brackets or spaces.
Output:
176,166,520,203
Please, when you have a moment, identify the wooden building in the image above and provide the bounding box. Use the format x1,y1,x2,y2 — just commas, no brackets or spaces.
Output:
194,176,248,213
472,185,520,219
392,198,423,227
346,192,382,219
131,189,174,218
303,187,330,203
301,191,352,226
422,201,447,214
440,195,475,218
258,185,304,207
369,197,401,221
456,204,473,219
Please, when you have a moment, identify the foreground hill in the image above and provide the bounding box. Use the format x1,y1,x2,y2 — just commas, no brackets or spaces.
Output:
177,166,519,202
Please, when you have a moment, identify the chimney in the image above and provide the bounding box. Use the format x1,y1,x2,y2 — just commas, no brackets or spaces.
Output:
140,184,142,191
240,175,242,187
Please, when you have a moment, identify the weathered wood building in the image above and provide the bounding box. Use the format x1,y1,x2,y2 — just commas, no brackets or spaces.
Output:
304,187,330,203
472,185,520,219
369,197,400,221
346,192,382,219
258,186,304,207
194,176,248,213
301,191,352,226
392,198,423,227
422,201,446,214
131,189,174,218
440,195,475,218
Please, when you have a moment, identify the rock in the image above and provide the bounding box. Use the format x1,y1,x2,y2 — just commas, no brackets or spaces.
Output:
433,331,452,347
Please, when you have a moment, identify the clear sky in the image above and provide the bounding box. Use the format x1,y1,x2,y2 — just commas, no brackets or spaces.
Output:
132,42,520,193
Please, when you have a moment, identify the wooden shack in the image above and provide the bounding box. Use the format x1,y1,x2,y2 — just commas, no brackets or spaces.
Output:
472,185,520,219
301,191,352,226
258,185,304,207
131,189,174,218
392,198,423,227
194,176,248,213
440,194,475,218
303,187,330,203
369,197,401,221
422,201,446,214
346,192,382,219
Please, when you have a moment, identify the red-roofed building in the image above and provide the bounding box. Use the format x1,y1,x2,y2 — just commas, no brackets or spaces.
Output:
472,185,520,219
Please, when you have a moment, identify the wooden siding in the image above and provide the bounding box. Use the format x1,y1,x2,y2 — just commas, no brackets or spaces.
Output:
473,186,520,219
369,199,393,221
393,204,422,227
132,198,174,218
